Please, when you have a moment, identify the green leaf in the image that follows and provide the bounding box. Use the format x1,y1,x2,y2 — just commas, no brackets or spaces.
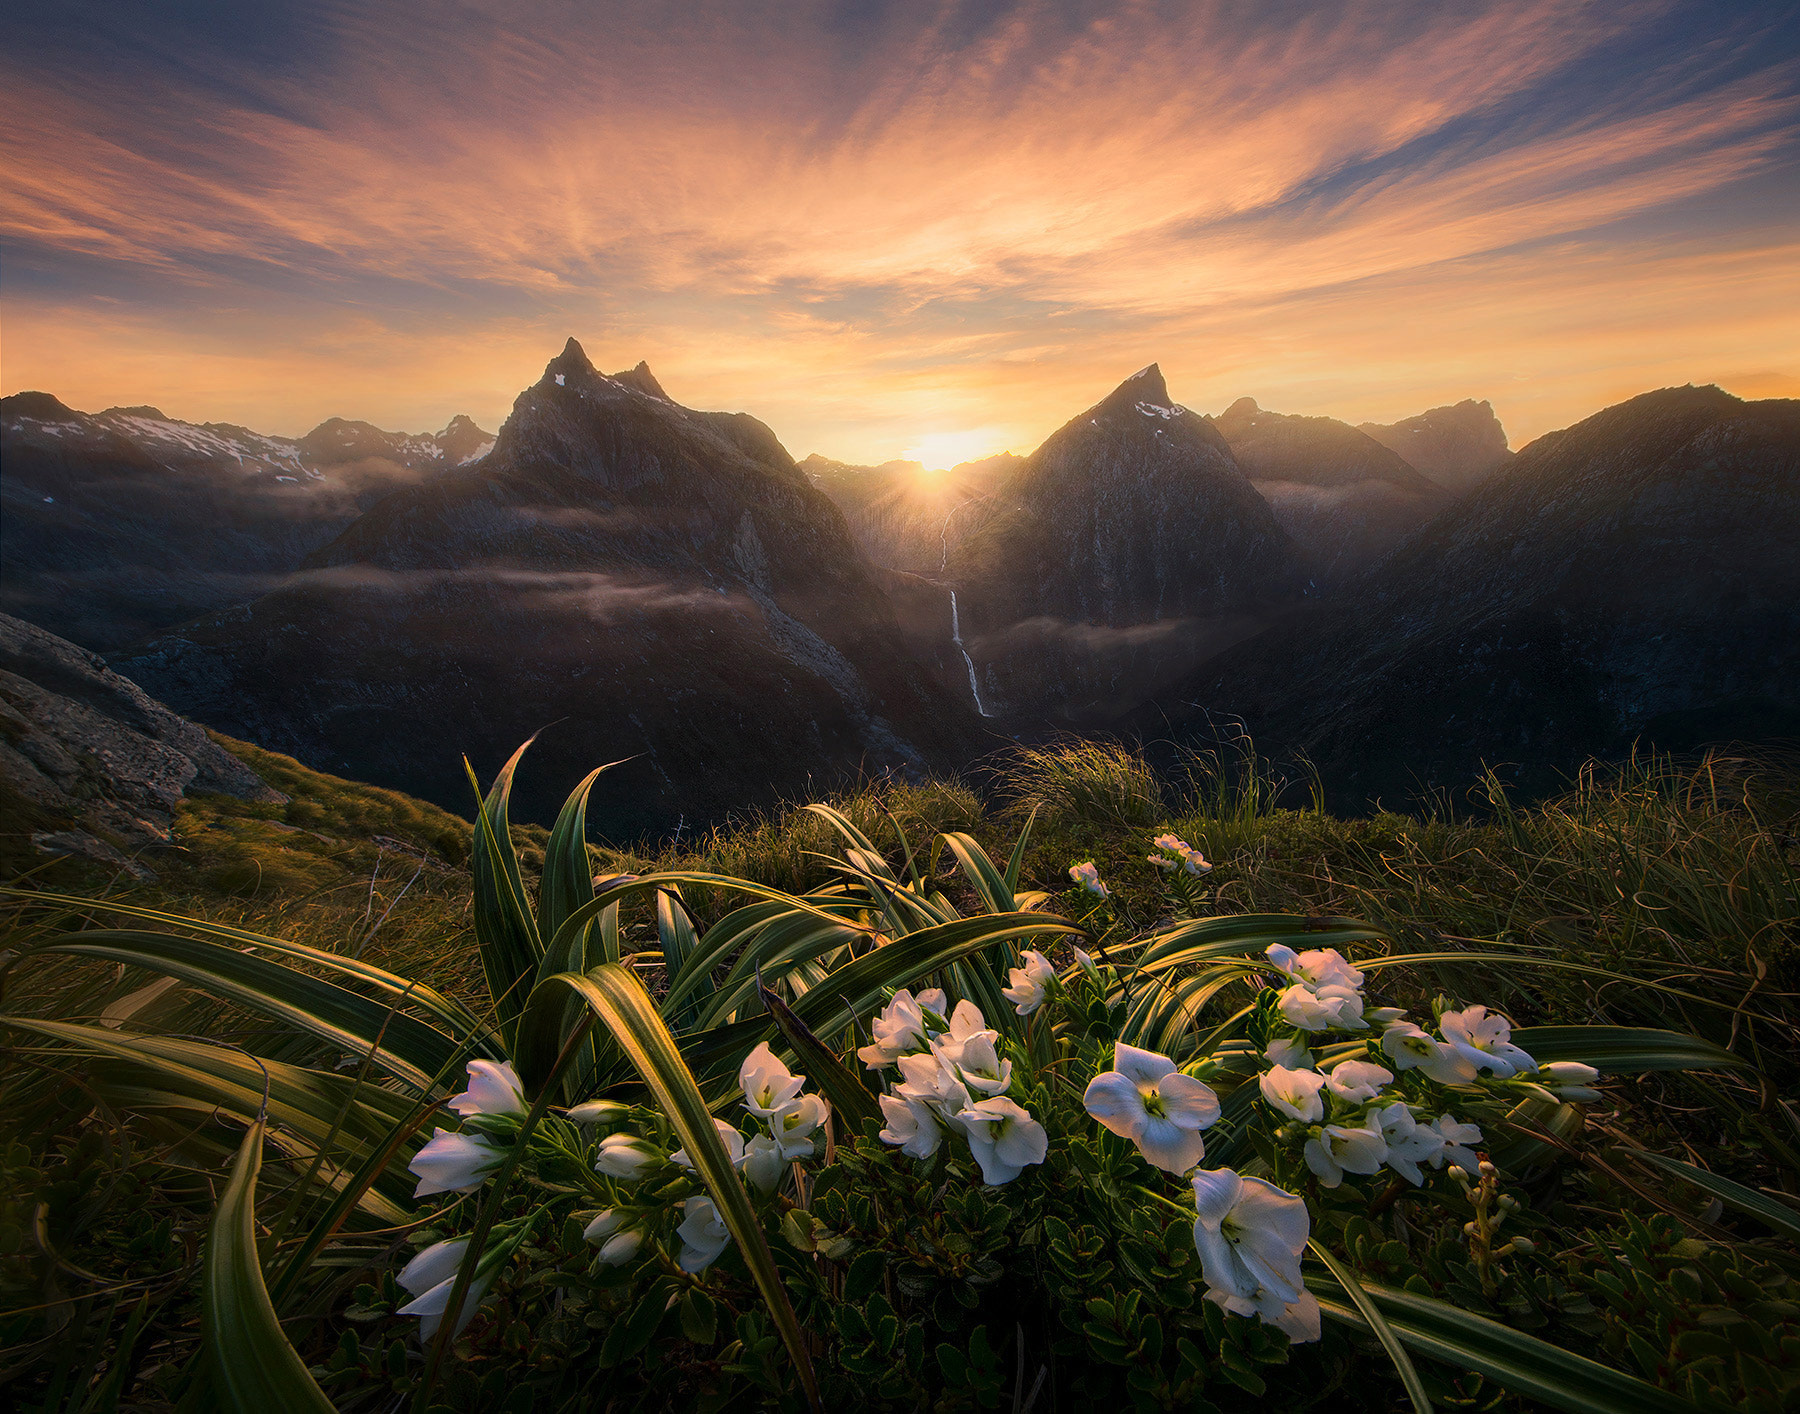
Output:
1308,1243,1432,1413
1510,1026,1746,1073
203,1120,336,1414
466,744,544,1040
539,764,619,971
522,965,822,1413
30,929,461,1093
1309,1275,1696,1414
756,979,882,1129
1628,1150,1800,1241
940,832,1016,914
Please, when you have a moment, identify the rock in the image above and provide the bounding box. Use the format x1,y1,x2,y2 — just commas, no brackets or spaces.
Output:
0,612,284,863
1358,400,1514,496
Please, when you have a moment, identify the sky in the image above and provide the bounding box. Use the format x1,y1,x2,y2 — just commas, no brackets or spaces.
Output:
2,0,1798,466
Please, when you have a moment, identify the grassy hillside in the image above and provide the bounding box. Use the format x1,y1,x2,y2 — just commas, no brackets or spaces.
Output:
2,735,1796,1411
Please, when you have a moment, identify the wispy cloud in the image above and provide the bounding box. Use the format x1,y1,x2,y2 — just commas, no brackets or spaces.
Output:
2,0,1796,455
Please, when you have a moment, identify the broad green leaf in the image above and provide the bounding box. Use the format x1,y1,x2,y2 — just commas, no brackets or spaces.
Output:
31,929,459,1092
757,980,882,1129
466,743,544,1037
1308,1242,1432,1413
1630,1150,1800,1242
1003,805,1038,898
0,886,490,1046
940,832,1016,914
1309,1276,1695,1414
1510,1026,1746,1073
539,764,616,969
204,1120,337,1414
526,965,822,1412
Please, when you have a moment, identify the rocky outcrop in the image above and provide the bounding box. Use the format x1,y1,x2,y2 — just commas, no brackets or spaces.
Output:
1358,400,1513,496
117,340,983,836
1133,386,1800,807
943,367,1299,720
1,392,492,650
1215,397,1449,584
0,612,283,876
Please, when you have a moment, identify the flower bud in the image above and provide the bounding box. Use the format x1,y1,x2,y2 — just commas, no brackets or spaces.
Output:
1511,1237,1535,1254
597,1229,644,1266
566,1099,632,1126
1478,1160,1497,1178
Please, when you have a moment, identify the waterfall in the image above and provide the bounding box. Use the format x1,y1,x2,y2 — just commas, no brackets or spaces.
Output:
949,589,991,717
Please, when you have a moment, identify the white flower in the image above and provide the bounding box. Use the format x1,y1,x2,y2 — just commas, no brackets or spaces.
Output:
1303,1116,1388,1188
1068,862,1109,897
1074,946,1097,973
1264,1035,1314,1070
1083,1042,1221,1174
738,1043,805,1119
593,1133,662,1180
915,985,947,1012
670,1118,748,1171
935,1028,1013,1096
744,1132,787,1192
1189,1168,1309,1307
410,1129,507,1197
1205,1285,1322,1344
676,1195,732,1273
1001,950,1056,1015
1152,832,1191,856
857,990,931,1067
770,1094,830,1160
397,1238,496,1341
1265,944,1364,992
1366,1007,1408,1027
1151,834,1213,875
1277,982,1365,1032
564,1098,631,1126
447,1059,526,1119
1428,1114,1483,1173
942,998,988,1043
957,1096,1049,1185
1323,1058,1393,1105
877,1092,944,1159
1372,1101,1445,1185
582,1211,643,1265
1380,1021,1480,1085
1537,1061,1603,1101
896,1051,972,1120
1439,1006,1536,1079
1258,1065,1327,1123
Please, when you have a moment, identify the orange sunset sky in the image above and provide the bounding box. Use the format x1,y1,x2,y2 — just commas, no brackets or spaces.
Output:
2,0,1798,465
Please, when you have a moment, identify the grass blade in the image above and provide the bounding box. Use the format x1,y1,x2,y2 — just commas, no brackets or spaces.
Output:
1510,1026,1746,1073
757,977,881,1129
1309,1241,1432,1413
203,1120,336,1414
526,964,823,1412
1629,1150,1800,1241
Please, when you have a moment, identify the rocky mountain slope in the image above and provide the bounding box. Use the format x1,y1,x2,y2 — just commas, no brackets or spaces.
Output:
0,611,284,877
803,452,1020,576
1134,385,1800,806
116,340,983,836
1358,399,1513,496
0,393,493,650
1214,397,1450,583
942,367,1299,720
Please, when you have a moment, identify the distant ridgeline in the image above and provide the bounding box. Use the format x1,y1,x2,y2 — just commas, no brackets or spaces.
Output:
4,348,1795,832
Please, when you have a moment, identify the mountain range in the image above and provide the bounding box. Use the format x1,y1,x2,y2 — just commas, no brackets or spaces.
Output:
4,345,1793,833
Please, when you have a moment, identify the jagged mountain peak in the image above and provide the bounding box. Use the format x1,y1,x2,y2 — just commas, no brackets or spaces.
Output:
611,361,670,401
1096,362,1173,412
1223,396,1260,418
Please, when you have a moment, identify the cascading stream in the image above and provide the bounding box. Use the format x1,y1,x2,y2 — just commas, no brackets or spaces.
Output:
937,497,991,717
948,589,990,718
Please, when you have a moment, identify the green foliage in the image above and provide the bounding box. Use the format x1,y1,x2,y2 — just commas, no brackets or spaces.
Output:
0,736,1795,1411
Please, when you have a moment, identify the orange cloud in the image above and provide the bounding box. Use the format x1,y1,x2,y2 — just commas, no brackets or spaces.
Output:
1,0,1795,459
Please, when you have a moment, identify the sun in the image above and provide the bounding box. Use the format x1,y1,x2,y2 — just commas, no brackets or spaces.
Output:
899,429,1003,471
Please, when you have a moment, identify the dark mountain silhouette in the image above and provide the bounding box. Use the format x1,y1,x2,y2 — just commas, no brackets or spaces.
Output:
114,340,983,835
1,393,493,649
1214,397,1449,583
942,366,1299,720
803,452,1019,576
1132,385,1800,806
1358,399,1513,496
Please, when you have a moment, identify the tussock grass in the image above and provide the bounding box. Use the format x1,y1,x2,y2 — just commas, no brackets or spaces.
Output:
999,738,1165,830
